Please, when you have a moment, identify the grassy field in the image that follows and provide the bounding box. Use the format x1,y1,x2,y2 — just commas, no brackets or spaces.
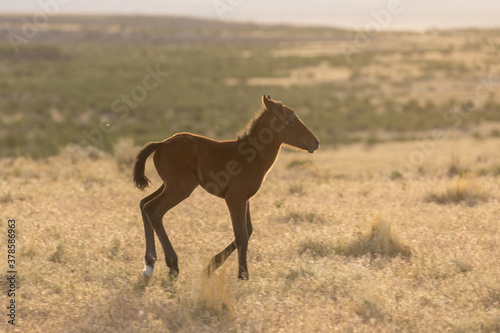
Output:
1,138,499,332
1,15,500,157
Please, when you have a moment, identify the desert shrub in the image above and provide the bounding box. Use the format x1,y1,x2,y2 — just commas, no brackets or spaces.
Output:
335,216,411,258
48,244,65,263
113,137,140,170
284,211,323,224
490,128,500,138
60,144,107,164
425,174,488,206
451,256,473,273
286,159,314,169
365,134,382,147
447,155,469,177
298,238,333,258
453,315,500,333
286,158,333,182
354,295,386,323
476,168,489,177
284,267,314,282
288,182,305,195
482,286,500,310
0,191,13,204
389,170,403,181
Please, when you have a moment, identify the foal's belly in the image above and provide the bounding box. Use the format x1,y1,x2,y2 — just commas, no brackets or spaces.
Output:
198,168,265,200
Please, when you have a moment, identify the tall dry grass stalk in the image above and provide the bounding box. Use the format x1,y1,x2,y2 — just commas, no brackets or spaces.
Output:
335,215,411,258
199,266,234,316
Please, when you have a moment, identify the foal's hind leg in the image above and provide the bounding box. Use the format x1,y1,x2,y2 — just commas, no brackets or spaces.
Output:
143,181,197,278
207,202,252,277
140,184,165,278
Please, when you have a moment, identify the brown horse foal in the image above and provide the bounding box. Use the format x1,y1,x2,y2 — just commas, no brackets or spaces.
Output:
133,95,319,280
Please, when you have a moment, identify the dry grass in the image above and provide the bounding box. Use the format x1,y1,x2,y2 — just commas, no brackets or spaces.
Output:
1,138,499,332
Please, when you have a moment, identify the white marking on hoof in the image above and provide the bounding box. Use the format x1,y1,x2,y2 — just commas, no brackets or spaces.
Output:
143,264,154,279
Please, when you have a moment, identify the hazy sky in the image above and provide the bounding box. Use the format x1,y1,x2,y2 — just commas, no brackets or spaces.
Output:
3,0,500,30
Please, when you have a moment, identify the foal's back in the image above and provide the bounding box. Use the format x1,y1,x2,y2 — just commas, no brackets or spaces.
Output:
154,132,237,168
152,133,243,196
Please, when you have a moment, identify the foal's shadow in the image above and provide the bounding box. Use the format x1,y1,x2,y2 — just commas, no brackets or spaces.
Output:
133,273,179,296
133,274,154,292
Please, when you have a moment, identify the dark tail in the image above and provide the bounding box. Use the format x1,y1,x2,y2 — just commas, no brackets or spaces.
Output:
133,142,160,190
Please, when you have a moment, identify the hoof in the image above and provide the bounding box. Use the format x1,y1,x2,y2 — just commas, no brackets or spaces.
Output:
238,272,249,280
143,264,155,279
168,269,179,279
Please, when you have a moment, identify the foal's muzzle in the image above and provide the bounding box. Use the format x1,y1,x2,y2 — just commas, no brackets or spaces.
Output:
307,137,320,153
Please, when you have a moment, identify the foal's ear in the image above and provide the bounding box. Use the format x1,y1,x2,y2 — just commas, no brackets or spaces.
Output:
262,94,275,110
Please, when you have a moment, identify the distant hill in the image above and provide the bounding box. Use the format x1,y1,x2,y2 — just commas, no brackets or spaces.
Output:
1,14,355,45
1,15,500,158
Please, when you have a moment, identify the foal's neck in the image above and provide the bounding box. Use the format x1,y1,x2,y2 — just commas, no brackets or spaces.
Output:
247,113,283,171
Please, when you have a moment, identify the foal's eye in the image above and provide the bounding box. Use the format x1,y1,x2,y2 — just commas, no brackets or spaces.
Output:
285,113,296,125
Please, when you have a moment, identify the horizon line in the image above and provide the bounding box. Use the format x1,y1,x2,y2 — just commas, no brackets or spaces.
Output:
1,12,500,33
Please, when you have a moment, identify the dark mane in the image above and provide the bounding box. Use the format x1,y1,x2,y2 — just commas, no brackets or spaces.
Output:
237,108,267,141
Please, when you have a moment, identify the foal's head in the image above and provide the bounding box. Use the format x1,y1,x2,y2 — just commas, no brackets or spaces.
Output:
262,95,320,153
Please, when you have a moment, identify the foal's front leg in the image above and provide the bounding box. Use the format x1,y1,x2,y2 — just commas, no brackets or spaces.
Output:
207,202,252,276
226,199,250,279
